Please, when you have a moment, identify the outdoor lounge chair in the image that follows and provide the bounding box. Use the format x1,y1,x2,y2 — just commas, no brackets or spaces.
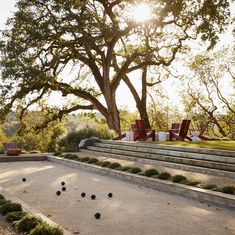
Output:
169,119,192,141
2,142,22,156
132,119,155,141
112,119,155,141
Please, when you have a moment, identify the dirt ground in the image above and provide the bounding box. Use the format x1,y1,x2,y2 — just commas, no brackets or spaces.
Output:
0,161,234,235
0,214,21,235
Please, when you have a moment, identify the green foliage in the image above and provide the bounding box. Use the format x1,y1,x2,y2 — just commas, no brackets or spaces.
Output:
158,172,171,180
17,216,42,233
100,161,112,167
128,167,142,174
79,157,90,162
53,151,62,156
62,154,79,160
108,162,122,169
29,223,63,235
58,127,113,152
183,180,201,186
144,168,159,177
0,194,5,200
0,198,9,205
201,184,217,190
6,211,27,222
222,186,235,194
120,166,132,172
172,175,187,183
87,158,99,164
0,202,22,215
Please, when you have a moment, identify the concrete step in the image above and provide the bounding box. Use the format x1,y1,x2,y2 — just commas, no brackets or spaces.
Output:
87,145,235,172
81,149,235,179
101,140,235,157
95,142,235,164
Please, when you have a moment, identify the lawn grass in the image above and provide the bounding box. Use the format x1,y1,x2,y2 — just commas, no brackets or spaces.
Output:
152,140,235,151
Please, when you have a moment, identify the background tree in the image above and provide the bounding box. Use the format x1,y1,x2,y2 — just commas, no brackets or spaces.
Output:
181,47,235,138
0,0,233,134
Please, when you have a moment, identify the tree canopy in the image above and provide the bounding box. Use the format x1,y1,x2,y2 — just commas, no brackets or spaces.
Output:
0,0,233,134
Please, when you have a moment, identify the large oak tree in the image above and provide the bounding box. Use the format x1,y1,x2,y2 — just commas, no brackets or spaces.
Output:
0,0,233,134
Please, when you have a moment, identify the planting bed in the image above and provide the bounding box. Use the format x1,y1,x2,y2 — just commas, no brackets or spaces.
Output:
0,161,235,235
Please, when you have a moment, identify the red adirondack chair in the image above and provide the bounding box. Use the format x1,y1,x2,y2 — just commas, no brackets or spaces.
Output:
169,119,192,141
132,119,155,141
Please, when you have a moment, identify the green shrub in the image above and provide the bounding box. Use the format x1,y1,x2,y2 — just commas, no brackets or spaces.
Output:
108,162,122,169
172,175,187,183
128,167,142,174
53,151,62,156
58,127,114,152
0,198,8,205
87,158,99,164
183,180,201,186
0,194,5,200
144,168,159,177
222,186,235,194
120,166,131,172
6,211,27,222
201,184,217,190
158,172,171,180
62,154,79,160
0,202,22,215
79,157,90,162
101,161,112,167
17,216,42,233
29,223,63,235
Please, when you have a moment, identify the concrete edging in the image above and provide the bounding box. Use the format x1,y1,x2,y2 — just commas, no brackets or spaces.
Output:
0,187,72,235
47,156,235,210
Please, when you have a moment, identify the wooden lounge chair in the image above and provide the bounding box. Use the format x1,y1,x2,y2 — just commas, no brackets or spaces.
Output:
169,119,192,141
113,119,155,141
170,123,180,134
2,142,22,156
132,119,155,141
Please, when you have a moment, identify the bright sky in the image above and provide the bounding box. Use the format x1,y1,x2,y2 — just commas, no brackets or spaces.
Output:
0,1,234,113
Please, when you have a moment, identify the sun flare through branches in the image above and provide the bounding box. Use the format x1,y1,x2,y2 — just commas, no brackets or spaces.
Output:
130,3,152,22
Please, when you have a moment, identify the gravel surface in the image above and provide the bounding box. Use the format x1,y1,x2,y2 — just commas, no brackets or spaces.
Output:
0,161,235,235
0,215,21,235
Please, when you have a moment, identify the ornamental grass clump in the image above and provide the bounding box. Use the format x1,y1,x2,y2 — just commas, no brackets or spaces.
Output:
17,216,42,233
183,180,201,186
158,172,171,180
79,157,90,162
128,167,142,174
87,158,99,164
6,211,27,223
29,223,63,235
0,198,8,206
101,161,112,167
0,202,22,215
172,175,187,183
53,151,62,156
120,166,131,172
108,162,122,169
144,168,159,177
201,184,217,190
222,186,235,194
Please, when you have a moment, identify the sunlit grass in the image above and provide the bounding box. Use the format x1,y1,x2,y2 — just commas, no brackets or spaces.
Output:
152,141,235,151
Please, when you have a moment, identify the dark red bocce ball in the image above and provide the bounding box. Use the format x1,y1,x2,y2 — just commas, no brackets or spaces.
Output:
81,192,86,197
22,178,26,182
56,191,61,196
91,194,96,200
94,212,101,219
62,186,66,191
61,181,65,186
108,193,113,198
